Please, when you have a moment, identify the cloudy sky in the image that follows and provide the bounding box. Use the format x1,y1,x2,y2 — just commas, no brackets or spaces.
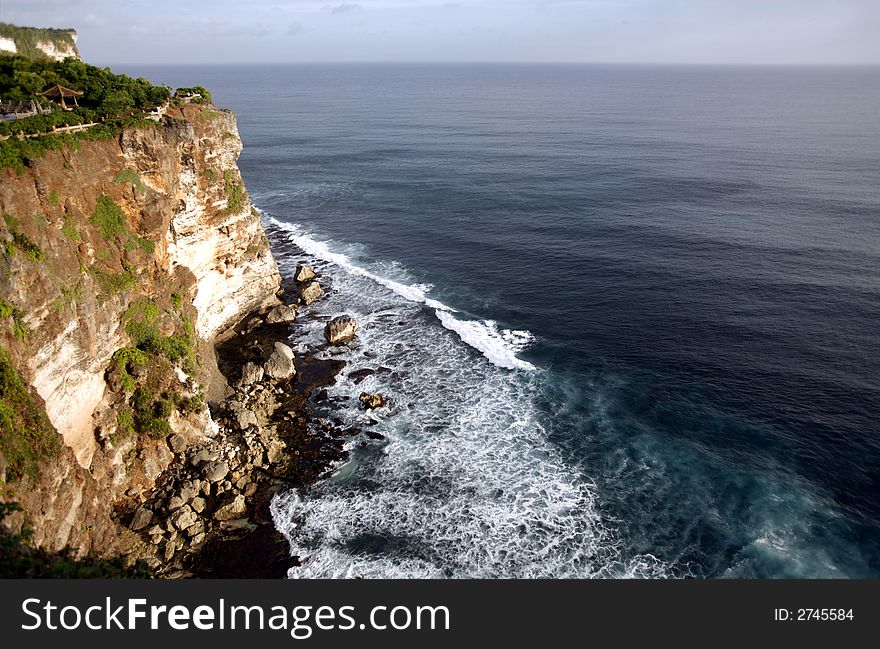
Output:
2,0,879,65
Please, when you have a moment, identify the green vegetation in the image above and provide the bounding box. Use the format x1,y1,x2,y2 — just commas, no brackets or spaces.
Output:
111,347,148,392
0,55,171,170
0,23,78,61
113,168,146,194
173,85,212,104
87,194,154,256
170,292,183,310
60,213,78,240
130,386,172,438
88,261,137,296
224,169,245,213
0,501,152,578
196,108,221,123
47,189,59,206
204,169,217,182
2,214,44,262
113,409,135,443
0,345,60,480
0,298,28,339
53,281,82,312
89,194,127,240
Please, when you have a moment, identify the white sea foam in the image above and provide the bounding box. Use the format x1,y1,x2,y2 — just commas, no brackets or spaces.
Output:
267,216,535,371
262,213,670,579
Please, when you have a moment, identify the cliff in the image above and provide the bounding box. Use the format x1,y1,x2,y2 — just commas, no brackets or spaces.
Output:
0,23,79,61
0,102,281,558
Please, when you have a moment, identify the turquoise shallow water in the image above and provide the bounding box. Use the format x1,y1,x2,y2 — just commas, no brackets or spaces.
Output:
123,64,880,577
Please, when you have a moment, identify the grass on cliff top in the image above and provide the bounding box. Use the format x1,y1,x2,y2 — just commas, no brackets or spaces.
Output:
0,345,61,481
0,501,153,578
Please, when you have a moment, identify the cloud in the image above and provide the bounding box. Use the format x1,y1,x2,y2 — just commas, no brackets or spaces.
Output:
328,3,362,14
287,21,304,35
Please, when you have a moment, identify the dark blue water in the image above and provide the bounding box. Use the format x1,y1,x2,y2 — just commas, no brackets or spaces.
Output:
123,64,880,578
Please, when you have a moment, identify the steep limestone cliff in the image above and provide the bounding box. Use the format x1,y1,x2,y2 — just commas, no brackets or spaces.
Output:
0,102,280,556
0,24,79,61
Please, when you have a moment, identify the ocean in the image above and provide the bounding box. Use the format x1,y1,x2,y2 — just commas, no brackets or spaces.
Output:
121,63,880,578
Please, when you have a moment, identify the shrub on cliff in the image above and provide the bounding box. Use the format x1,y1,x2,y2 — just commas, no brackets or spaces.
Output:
0,345,60,481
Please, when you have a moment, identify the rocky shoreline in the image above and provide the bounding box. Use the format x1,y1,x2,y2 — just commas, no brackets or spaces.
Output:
117,265,386,578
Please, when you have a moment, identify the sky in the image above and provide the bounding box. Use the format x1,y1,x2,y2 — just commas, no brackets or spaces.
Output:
2,0,879,65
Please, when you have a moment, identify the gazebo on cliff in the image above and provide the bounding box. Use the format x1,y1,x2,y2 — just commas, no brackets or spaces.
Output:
40,85,83,110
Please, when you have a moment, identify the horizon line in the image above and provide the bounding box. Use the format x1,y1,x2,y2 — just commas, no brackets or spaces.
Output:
101,60,880,68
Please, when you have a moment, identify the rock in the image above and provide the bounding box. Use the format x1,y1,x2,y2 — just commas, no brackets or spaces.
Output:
213,494,247,521
244,483,258,498
166,496,185,511
348,368,375,384
191,532,206,546
203,460,230,483
299,280,324,305
294,264,317,283
264,341,296,380
179,481,199,503
146,524,164,537
232,407,258,430
324,315,359,345
129,507,153,531
170,506,197,531
366,430,386,441
265,304,297,324
184,520,206,538
190,449,216,467
191,497,207,514
359,392,386,409
238,362,264,387
167,434,187,455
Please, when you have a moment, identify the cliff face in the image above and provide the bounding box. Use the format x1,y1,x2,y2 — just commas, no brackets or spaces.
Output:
0,103,280,555
0,24,79,61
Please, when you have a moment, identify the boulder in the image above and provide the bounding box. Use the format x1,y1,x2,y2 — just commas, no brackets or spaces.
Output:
359,392,386,409
191,497,207,514
203,460,230,483
190,449,217,467
299,280,324,305
167,434,187,455
294,264,317,283
265,304,297,324
170,506,197,531
264,341,296,380
129,506,153,531
213,494,247,522
324,315,359,345
238,362,264,386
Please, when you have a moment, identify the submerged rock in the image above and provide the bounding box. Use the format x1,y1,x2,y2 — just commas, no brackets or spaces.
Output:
324,315,359,345
265,303,297,324
294,264,317,283
299,280,324,305
264,341,296,379
359,392,386,409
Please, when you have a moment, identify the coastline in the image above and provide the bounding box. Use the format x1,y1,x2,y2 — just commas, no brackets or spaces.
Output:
122,263,377,578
